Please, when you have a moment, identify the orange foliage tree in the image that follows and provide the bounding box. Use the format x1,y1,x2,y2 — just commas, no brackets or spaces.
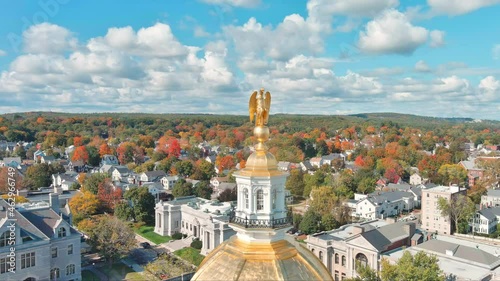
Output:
99,143,112,157
215,155,235,173
72,146,89,163
73,136,83,147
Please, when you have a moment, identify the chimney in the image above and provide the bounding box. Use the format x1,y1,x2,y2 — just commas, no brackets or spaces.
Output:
49,193,60,214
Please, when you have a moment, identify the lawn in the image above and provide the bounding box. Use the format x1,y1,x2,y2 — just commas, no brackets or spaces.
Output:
82,270,100,281
135,225,172,244
101,262,142,281
174,247,205,267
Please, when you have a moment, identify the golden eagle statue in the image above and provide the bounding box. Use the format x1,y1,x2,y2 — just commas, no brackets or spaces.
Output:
249,88,271,127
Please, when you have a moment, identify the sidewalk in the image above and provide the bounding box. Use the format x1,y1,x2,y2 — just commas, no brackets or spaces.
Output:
158,236,193,252
121,257,144,273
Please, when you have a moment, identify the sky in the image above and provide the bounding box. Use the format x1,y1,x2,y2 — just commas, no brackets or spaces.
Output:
0,0,499,120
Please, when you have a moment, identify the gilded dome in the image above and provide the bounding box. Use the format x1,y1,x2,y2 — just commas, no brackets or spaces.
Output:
191,235,333,281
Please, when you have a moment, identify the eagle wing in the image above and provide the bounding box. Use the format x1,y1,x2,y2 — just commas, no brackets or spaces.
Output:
249,91,257,122
264,91,271,123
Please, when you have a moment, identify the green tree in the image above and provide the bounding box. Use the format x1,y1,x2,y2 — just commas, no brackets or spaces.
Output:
345,262,380,281
84,215,136,266
172,179,194,198
309,186,339,216
437,194,475,234
286,169,305,197
24,163,65,190
299,209,321,234
381,251,445,281
83,173,109,195
174,160,194,177
194,181,213,199
115,201,134,222
357,177,376,194
303,170,326,197
292,213,303,229
321,213,339,231
217,187,237,202
86,145,101,167
191,160,216,181
123,186,156,225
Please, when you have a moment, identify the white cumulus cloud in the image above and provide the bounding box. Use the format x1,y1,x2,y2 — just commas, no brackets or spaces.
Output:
200,0,260,8
429,30,445,48
428,0,500,16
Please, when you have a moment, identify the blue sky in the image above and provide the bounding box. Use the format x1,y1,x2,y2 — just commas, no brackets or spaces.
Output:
0,0,499,119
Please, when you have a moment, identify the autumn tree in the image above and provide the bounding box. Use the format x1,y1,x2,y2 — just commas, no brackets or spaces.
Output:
72,145,89,163
99,143,113,157
437,164,467,185
191,160,216,181
24,163,65,190
215,155,235,174
173,160,194,177
69,190,100,225
437,194,475,234
116,142,144,165
97,178,122,213
309,186,339,216
0,167,24,192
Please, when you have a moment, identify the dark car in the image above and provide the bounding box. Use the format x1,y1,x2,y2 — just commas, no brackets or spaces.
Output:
140,242,151,249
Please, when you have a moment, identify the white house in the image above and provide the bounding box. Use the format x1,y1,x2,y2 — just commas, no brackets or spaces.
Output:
101,154,119,166
51,173,78,191
154,196,235,255
352,191,415,219
161,175,180,190
210,177,228,189
140,171,167,183
471,207,500,234
111,166,131,182
410,173,423,185
481,189,500,207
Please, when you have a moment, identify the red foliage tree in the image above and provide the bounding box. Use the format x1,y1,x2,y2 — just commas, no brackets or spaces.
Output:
215,155,235,173
73,136,83,147
97,178,122,212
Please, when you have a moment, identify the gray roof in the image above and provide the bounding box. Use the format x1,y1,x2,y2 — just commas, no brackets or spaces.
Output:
479,207,500,220
409,187,422,197
486,189,500,197
387,183,411,191
41,155,56,161
301,161,313,170
460,160,481,170
411,233,422,241
2,157,21,165
218,182,237,190
366,191,414,204
112,165,130,174
144,170,167,180
351,221,415,252
0,200,48,240
322,153,344,161
415,239,500,269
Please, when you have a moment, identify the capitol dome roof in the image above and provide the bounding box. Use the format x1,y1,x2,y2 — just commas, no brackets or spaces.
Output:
191,235,333,281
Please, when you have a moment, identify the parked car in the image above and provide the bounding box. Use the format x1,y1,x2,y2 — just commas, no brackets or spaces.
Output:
140,242,151,249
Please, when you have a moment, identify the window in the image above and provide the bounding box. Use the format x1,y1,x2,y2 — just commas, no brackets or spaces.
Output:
334,271,339,281
311,248,315,254
335,253,339,264
0,258,7,274
58,228,66,238
355,253,368,269
319,251,323,262
157,214,162,228
68,244,73,255
272,189,277,209
257,190,264,211
21,252,35,269
50,268,60,280
244,188,249,209
341,255,346,266
66,264,75,276
52,247,58,258
341,273,346,280
0,232,8,247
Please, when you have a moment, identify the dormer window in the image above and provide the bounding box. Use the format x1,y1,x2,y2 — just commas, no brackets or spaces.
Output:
58,227,67,238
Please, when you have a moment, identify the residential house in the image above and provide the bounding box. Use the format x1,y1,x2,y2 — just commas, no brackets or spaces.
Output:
421,185,467,234
306,220,416,279
0,194,81,281
161,175,180,190
139,170,167,183
321,153,345,166
33,149,45,161
101,154,119,166
309,157,323,168
205,155,217,164
299,160,314,173
481,189,500,207
68,160,85,173
155,196,235,255
99,164,115,174
408,187,422,208
277,161,292,172
40,155,56,164
51,173,78,191
470,207,500,234
215,183,236,197
409,173,425,185
64,145,75,159
210,177,228,189
111,166,131,182
352,191,415,219
0,157,22,168
460,158,484,187
141,182,164,202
